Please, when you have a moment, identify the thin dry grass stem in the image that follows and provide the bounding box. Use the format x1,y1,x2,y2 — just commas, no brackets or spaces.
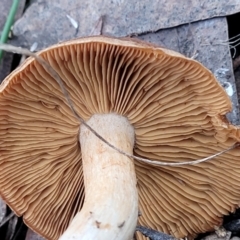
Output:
90,16,103,35
0,212,15,227
0,43,238,167
201,33,240,58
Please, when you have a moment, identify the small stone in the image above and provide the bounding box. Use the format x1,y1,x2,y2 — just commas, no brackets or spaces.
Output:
201,231,231,240
215,226,228,238
230,237,240,240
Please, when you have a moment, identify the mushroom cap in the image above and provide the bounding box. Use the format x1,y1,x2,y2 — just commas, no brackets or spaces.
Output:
0,36,240,239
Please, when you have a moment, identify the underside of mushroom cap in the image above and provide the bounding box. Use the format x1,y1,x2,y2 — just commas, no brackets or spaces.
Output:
0,36,240,239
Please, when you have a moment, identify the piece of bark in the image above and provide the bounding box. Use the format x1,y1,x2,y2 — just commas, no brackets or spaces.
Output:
136,226,177,240
12,0,240,50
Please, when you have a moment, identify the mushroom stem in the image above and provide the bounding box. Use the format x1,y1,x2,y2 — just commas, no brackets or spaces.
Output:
60,113,138,240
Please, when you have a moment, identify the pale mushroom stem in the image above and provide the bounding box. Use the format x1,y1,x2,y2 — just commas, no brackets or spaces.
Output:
60,113,138,240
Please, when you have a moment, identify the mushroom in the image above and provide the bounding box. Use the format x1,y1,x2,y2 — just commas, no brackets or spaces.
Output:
0,36,240,240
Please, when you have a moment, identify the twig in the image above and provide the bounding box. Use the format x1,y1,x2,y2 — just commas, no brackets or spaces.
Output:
0,43,238,167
